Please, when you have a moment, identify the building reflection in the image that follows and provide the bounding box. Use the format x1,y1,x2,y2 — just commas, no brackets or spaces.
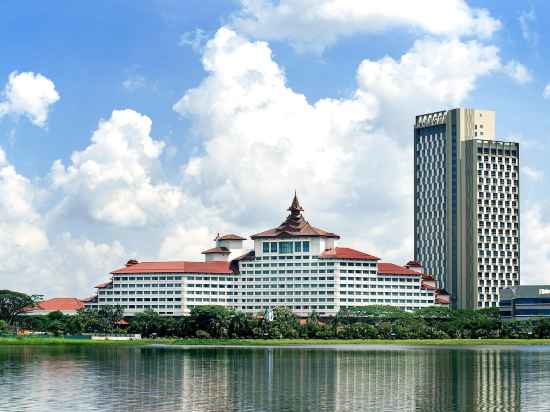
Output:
0,346,534,412
175,347,523,412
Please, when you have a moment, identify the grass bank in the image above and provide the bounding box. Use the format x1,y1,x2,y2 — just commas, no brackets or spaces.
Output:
2,337,550,347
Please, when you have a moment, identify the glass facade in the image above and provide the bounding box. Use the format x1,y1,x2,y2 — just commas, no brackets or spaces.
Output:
414,121,447,290
263,241,310,254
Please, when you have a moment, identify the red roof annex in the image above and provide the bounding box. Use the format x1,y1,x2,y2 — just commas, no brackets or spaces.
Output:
36,298,85,311
378,263,422,276
111,261,233,275
319,247,379,261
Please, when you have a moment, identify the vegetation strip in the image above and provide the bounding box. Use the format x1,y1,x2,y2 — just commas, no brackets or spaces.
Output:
2,337,550,347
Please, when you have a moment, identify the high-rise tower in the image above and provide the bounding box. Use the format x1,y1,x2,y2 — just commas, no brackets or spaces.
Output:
414,108,520,309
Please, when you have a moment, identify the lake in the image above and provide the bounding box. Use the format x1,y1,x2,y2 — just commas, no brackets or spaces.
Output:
1,344,550,411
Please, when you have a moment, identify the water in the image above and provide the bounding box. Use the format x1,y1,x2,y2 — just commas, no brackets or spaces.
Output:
1,345,550,412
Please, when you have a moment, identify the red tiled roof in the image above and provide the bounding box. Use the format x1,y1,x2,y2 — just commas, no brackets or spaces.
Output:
111,261,234,274
435,294,450,304
405,260,422,268
319,247,379,261
36,298,85,311
95,281,112,289
421,281,437,290
231,250,255,262
216,234,246,241
201,247,230,254
378,263,422,276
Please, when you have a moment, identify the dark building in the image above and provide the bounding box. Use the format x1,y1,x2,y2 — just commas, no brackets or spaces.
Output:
499,286,550,320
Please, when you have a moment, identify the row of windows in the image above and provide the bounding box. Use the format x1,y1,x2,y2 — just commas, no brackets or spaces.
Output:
239,305,335,311
262,241,310,254
242,269,336,275
99,297,182,302
241,290,334,295
115,276,183,281
187,284,236,288
99,290,180,295
112,284,182,288
253,255,311,261
479,279,515,286
478,265,519,272
477,148,518,157
243,261,336,267
241,298,335,303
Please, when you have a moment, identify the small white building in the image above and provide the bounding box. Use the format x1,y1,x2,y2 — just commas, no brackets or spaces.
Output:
87,194,449,317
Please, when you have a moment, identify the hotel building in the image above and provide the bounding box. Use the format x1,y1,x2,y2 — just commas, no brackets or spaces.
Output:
414,108,520,309
86,194,449,317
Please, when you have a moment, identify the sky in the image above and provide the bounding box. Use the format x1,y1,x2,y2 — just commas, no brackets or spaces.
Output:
1,0,549,298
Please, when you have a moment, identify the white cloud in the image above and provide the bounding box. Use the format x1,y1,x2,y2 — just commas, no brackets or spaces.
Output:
522,204,550,284
0,146,48,254
122,75,147,91
0,146,128,298
172,28,505,262
179,28,210,53
51,109,184,227
503,60,533,84
356,38,501,136
543,84,550,99
159,226,214,260
231,0,501,53
522,166,543,182
519,8,538,47
0,71,60,127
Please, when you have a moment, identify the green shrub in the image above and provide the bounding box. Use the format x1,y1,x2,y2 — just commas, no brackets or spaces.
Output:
195,329,211,339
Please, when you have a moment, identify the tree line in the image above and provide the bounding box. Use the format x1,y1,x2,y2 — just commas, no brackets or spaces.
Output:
2,289,550,340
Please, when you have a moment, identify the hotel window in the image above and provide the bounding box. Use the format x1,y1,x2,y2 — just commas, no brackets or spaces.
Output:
263,242,270,253
294,241,302,252
303,241,310,252
270,242,278,253
279,241,293,254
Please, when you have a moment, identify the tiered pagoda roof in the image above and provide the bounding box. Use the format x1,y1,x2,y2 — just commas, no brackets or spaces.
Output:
251,193,340,239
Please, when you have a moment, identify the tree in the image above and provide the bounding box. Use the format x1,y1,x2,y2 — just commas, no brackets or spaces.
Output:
228,311,253,338
71,306,124,334
0,319,8,333
0,290,37,325
304,311,322,338
128,310,165,337
47,320,64,336
339,305,411,323
533,319,550,338
263,307,300,339
189,306,234,338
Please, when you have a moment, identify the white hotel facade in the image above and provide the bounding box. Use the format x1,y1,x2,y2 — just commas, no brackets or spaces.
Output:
86,194,449,317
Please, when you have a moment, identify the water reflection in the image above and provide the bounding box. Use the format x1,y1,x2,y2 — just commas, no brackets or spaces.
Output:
1,345,549,411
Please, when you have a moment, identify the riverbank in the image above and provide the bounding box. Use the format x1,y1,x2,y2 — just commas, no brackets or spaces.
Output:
3,336,550,346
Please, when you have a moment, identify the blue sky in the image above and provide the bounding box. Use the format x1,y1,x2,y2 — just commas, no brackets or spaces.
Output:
1,0,549,297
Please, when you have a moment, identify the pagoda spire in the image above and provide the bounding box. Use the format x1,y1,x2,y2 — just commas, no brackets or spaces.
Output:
287,190,304,216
